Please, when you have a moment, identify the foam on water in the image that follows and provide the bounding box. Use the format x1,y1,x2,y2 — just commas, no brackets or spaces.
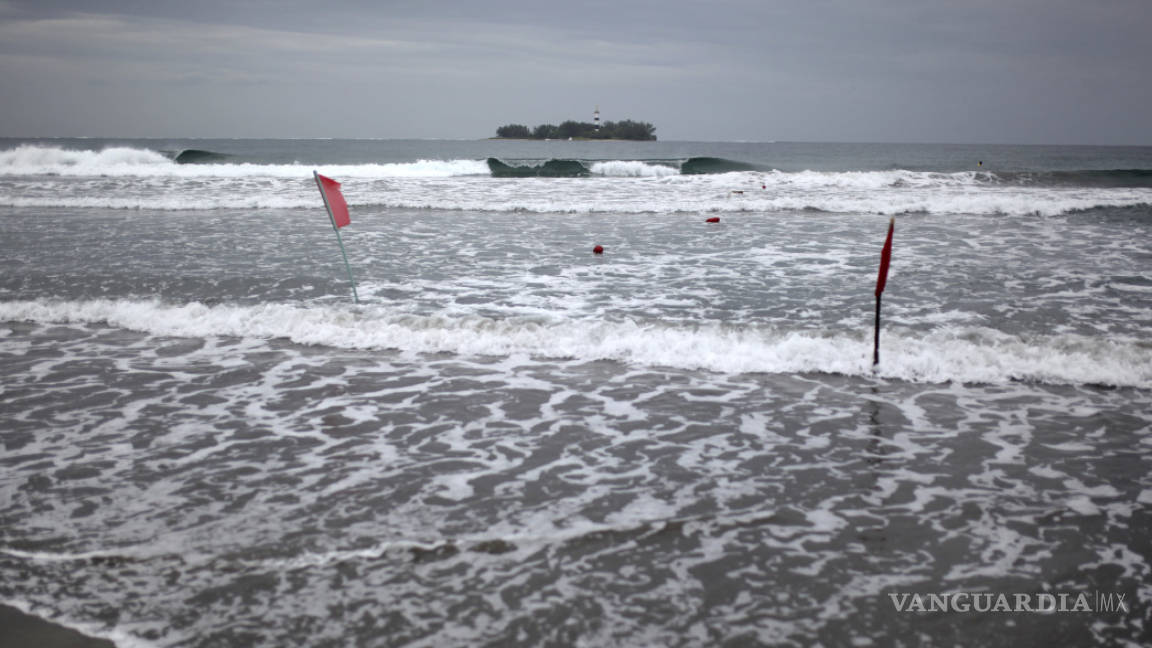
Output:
11,190,1146,216
2,298,1149,387
589,160,679,177
0,145,489,178
4,145,1151,216
2,315,1150,646
3,140,1151,647
0,145,173,172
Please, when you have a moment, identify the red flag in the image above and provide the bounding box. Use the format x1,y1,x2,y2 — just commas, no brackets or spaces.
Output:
875,218,894,297
316,173,351,228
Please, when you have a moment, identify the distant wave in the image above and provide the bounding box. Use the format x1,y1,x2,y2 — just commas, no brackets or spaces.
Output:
3,145,1151,217
486,157,762,177
588,160,679,177
0,144,173,174
487,158,592,177
3,298,1150,388
679,157,763,174
171,149,232,164
5,146,1149,188
989,169,1152,188
0,145,488,178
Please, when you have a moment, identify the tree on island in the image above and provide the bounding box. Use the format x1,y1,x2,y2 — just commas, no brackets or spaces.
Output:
495,124,531,138
495,119,656,141
533,124,559,139
605,120,657,141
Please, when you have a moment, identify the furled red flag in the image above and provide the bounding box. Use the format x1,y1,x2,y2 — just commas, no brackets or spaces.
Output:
315,173,351,228
875,217,894,297
872,217,895,366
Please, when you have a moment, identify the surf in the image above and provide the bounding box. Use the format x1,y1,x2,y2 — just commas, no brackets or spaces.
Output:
484,156,763,177
3,298,1150,388
0,145,489,178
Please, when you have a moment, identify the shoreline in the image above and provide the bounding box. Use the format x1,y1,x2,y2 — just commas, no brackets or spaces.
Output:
0,604,116,648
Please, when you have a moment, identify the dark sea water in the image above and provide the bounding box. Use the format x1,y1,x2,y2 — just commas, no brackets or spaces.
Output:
1,138,1151,647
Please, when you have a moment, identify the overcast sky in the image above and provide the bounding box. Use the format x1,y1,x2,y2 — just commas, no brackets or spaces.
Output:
1,0,1150,144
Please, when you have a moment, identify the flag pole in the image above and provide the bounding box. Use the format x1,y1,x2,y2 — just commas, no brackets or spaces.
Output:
314,171,359,304
873,217,895,366
873,293,882,365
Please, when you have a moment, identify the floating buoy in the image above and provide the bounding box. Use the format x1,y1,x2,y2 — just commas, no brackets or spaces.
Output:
705,217,720,223
762,184,766,189
593,245,604,254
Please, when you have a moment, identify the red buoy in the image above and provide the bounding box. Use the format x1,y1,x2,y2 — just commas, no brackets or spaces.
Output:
705,217,720,223
593,245,604,254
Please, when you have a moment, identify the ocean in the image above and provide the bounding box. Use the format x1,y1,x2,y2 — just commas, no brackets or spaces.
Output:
1,138,1150,647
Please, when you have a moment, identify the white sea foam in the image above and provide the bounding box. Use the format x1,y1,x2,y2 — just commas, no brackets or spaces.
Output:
6,190,1147,216
1066,496,1101,516
4,177,1148,218
0,145,488,178
4,145,1151,216
589,160,678,177
0,145,173,172
3,298,1150,388
762,168,985,190
1,194,313,211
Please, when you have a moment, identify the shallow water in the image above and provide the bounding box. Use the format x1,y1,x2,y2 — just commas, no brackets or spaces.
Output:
3,322,1150,646
2,140,1151,646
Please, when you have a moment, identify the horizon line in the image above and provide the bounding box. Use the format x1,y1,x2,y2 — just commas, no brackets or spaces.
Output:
1,135,1150,148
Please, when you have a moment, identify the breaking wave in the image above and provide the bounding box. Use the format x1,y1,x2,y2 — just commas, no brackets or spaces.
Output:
3,298,1149,388
0,145,174,173
486,157,759,177
679,156,764,174
0,146,764,179
0,145,489,178
487,158,679,178
171,149,233,164
3,145,1151,217
487,158,593,177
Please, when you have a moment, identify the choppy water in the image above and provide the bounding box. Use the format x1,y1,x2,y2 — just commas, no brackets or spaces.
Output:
2,139,1151,647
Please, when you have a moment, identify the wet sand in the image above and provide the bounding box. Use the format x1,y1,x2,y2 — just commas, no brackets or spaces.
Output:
0,604,115,648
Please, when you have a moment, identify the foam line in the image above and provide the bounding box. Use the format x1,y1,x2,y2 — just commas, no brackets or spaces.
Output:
2,298,1149,387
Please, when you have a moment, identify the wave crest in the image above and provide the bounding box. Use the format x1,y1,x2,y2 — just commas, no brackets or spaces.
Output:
3,298,1149,388
0,145,489,178
0,145,173,173
590,160,678,177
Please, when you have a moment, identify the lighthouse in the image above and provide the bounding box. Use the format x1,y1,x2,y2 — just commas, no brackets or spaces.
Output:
594,106,600,131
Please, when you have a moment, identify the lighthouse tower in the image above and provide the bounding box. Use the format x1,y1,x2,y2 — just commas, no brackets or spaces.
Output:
594,106,601,131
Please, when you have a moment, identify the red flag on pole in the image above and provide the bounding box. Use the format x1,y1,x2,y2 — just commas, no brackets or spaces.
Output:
313,171,359,303
875,217,894,297
316,173,351,228
872,217,895,365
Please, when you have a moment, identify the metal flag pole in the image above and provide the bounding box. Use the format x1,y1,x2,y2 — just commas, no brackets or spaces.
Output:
314,170,359,304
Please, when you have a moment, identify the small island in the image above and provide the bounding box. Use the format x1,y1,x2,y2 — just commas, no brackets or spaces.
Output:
494,119,656,141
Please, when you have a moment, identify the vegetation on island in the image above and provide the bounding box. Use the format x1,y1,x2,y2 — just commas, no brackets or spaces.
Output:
495,120,656,141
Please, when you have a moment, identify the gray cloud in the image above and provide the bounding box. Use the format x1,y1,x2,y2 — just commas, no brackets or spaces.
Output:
1,0,1149,143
